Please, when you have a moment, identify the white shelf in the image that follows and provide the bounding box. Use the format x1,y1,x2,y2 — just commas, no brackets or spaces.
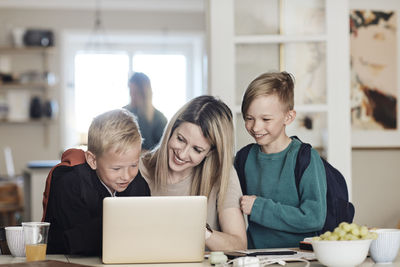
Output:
0,119,55,125
234,34,327,44
234,104,328,115
0,45,57,142
0,82,53,91
295,104,328,113
208,0,351,189
0,46,55,54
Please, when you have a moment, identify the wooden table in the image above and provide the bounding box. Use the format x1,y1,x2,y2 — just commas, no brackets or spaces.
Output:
1,253,400,266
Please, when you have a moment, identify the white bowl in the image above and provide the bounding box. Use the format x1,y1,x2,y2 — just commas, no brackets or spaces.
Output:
311,239,372,267
5,226,25,257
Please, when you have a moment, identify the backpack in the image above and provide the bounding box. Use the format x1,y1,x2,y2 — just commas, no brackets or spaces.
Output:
234,136,355,234
41,149,86,222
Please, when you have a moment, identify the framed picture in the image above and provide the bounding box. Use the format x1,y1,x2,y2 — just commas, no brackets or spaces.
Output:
350,1,400,147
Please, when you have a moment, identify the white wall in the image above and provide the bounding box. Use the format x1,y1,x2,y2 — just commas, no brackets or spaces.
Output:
0,7,205,174
1,2,400,229
352,149,400,228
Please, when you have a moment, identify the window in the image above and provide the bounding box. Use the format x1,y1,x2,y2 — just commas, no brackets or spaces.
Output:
132,54,187,120
75,53,129,134
62,32,204,148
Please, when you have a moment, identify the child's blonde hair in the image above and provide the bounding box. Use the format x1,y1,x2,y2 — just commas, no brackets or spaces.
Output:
241,71,295,118
87,109,141,156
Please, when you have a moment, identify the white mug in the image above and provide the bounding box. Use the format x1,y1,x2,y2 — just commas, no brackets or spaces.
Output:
5,226,25,257
369,228,400,264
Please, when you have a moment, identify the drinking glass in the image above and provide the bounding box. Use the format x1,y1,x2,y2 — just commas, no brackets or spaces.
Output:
22,222,50,262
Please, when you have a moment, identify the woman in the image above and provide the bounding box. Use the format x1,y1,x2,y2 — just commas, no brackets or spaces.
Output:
124,72,167,151
141,95,247,251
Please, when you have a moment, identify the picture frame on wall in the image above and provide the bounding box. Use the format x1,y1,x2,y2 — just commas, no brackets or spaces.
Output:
350,0,400,148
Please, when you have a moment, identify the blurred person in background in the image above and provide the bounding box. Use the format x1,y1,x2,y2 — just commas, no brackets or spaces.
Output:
124,72,167,151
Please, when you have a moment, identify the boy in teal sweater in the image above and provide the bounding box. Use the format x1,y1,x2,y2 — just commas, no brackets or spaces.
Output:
235,71,327,248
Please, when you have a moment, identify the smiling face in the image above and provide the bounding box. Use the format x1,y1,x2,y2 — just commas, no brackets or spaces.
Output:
86,141,141,193
167,122,212,178
245,94,295,154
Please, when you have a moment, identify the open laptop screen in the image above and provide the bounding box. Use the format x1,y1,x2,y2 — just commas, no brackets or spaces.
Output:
102,196,207,264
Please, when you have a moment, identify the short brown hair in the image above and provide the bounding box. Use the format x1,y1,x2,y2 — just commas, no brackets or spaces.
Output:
241,71,295,118
128,72,152,101
87,109,141,156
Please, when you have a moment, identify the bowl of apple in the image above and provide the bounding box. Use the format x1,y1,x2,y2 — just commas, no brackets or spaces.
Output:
311,222,378,267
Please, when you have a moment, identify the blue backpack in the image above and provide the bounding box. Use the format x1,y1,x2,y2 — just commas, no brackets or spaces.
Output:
234,136,355,234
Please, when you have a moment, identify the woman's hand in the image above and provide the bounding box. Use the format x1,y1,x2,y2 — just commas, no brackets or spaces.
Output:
240,195,256,215
205,207,247,251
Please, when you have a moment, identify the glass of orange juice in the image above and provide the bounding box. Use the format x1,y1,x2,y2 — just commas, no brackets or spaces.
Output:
22,222,50,262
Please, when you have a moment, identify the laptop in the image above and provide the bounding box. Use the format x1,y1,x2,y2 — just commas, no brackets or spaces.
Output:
102,196,207,264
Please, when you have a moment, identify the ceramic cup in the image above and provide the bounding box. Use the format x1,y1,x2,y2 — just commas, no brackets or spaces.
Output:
369,228,400,264
5,226,25,257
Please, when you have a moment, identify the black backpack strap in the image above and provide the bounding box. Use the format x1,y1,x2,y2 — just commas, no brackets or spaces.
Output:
234,144,254,195
291,136,312,198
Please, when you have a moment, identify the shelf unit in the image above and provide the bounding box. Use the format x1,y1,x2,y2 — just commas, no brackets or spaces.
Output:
0,46,56,124
206,0,352,197
234,34,327,44
0,46,55,54
0,82,53,90
0,118,55,125
232,0,329,149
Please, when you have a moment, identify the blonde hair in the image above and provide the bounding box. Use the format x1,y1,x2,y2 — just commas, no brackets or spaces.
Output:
88,109,142,156
142,95,233,207
242,71,295,118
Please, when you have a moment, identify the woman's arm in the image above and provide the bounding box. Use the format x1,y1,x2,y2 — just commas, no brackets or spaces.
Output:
205,207,247,251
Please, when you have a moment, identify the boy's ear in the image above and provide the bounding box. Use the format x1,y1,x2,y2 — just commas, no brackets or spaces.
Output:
85,151,97,170
284,110,296,126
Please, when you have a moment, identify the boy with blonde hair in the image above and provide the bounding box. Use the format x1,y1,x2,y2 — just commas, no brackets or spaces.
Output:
234,71,327,248
44,109,150,255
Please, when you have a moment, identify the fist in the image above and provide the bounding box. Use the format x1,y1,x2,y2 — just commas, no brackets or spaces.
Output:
240,195,256,215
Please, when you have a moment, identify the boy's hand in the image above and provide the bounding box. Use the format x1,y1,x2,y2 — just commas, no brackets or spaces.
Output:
240,195,256,215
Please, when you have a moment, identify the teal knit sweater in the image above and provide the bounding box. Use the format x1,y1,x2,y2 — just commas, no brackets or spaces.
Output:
245,138,327,248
